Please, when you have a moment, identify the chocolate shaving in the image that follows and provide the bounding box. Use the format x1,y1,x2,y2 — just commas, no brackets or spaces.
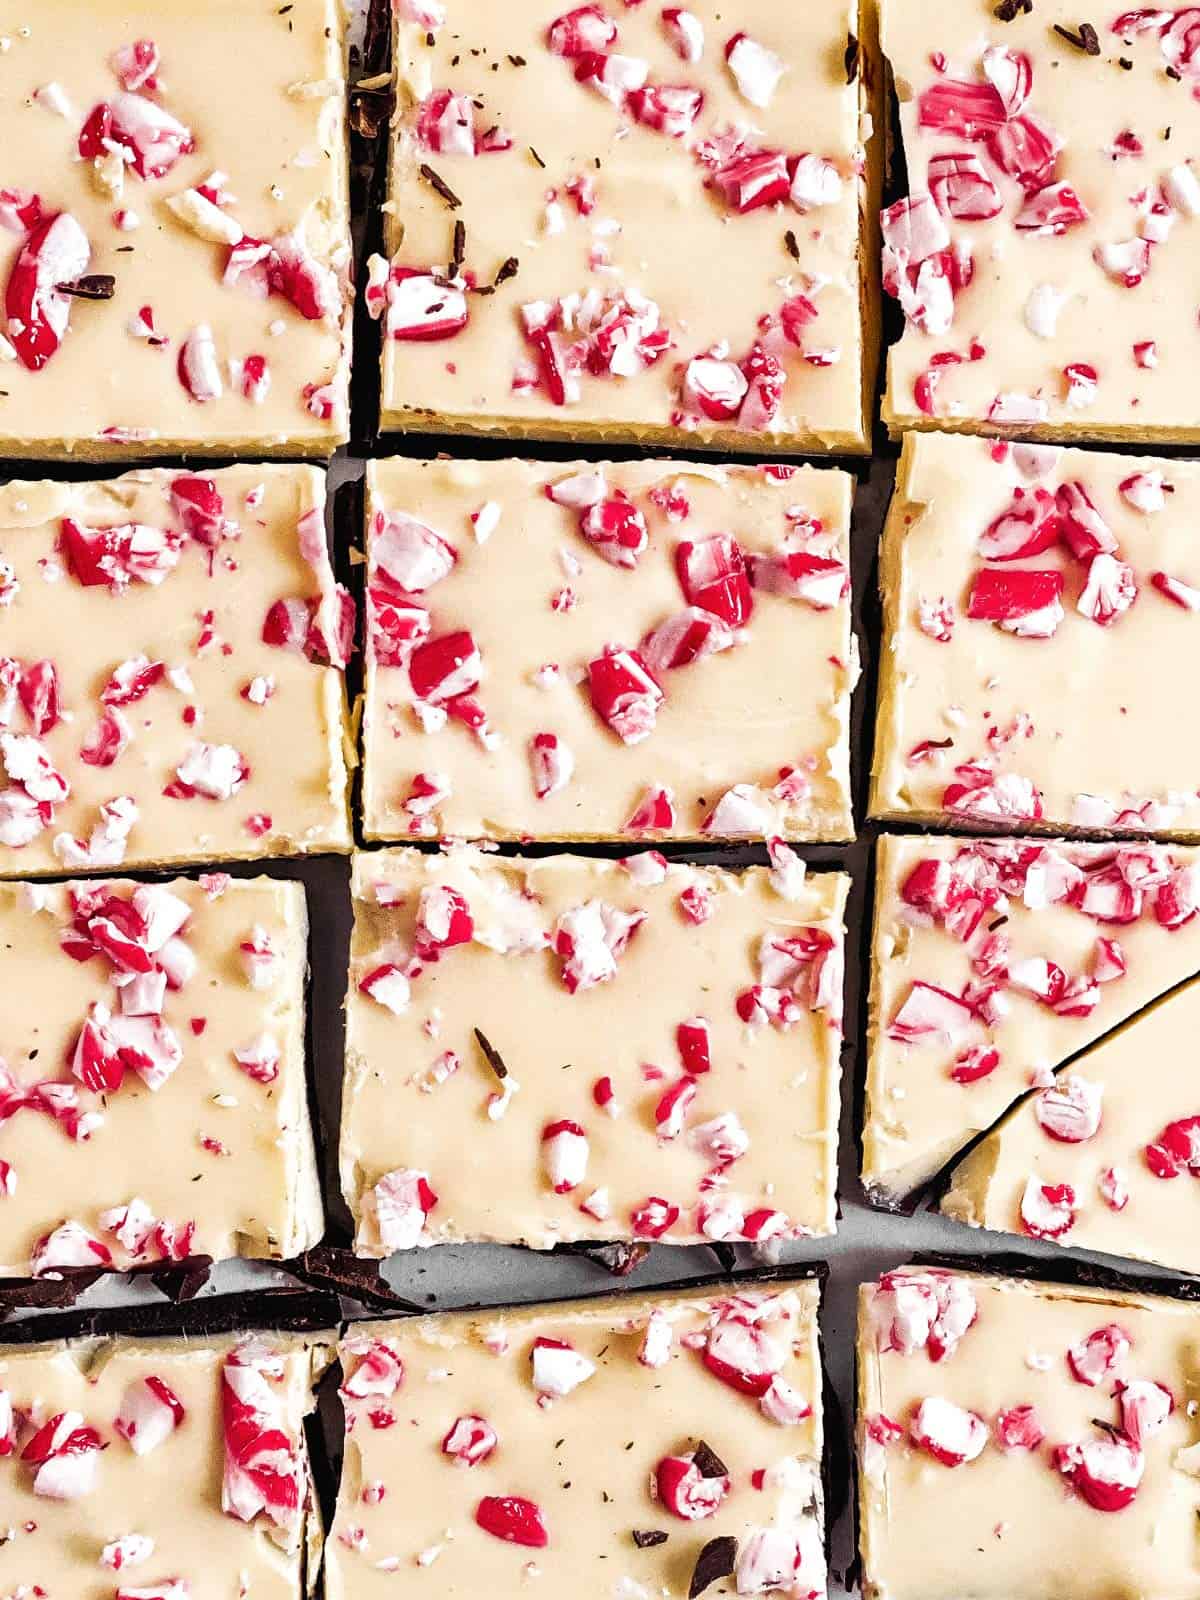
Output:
419,164,461,208
784,229,800,261
994,0,1033,16
1092,1417,1123,1439
988,914,1009,931
693,1440,729,1479
451,218,466,274
689,1535,738,1598
493,255,519,288
349,84,393,140
58,274,116,301
508,53,527,66
1053,22,1101,54
633,1529,669,1549
474,1026,508,1079
529,145,546,168
844,33,860,83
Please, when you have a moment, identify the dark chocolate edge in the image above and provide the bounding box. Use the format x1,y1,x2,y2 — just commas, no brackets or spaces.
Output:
0,1284,342,1346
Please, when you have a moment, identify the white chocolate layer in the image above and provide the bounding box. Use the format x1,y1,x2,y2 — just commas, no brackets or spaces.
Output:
0,463,352,876
363,456,856,844
872,431,1200,839
377,0,880,453
342,846,846,1251
327,1282,825,1600
0,873,322,1276
0,0,351,457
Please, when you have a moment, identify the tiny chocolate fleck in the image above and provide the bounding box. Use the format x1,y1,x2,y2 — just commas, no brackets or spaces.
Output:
633,1530,669,1549
689,1536,738,1599
1052,22,1100,54
1092,1418,1124,1439
693,1440,729,1480
1119,55,1133,68
473,1027,508,1080
508,53,527,66
419,164,461,208
114,245,135,253
994,0,1033,17
277,3,294,12
529,145,546,168
784,228,800,261
58,274,116,300
844,32,860,83
988,915,1009,932
493,255,519,288
451,218,466,273
1167,64,1182,79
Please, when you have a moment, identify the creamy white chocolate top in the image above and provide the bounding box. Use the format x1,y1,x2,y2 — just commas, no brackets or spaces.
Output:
327,1282,825,1600
871,430,1200,837
373,0,877,452
342,846,846,1251
0,1328,329,1599
865,832,1200,1200
881,0,1200,443
944,975,1200,1273
0,0,351,457
0,873,322,1276
858,1267,1200,1600
363,456,856,844
0,463,352,875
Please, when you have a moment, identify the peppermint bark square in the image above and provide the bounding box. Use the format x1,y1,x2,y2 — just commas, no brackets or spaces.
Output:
870,431,1200,838
326,1280,826,1599
0,0,352,459
858,1266,1200,1600
0,872,322,1278
0,1327,331,1598
880,0,1200,444
943,975,1200,1273
362,456,856,844
0,463,352,876
370,0,881,453
342,846,846,1252
865,832,1200,1205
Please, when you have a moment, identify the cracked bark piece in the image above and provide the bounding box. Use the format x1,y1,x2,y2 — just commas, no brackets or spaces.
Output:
871,431,1200,838
0,1325,331,1598
0,872,323,1277
0,0,351,459
943,975,1200,1273
371,0,881,454
362,456,856,844
880,0,1200,444
865,832,1200,1203
0,463,352,876
858,1264,1200,1600
342,846,846,1252
326,1279,826,1599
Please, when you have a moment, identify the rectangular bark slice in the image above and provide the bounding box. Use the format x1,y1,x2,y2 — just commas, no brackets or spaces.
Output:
871,431,1200,838
326,1280,825,1597
343,846,846,1251
858,1264,1200,1600
372,0,881,453
880,0,1200,444
943,974,1200,1272
0,1325,331,1598
363,455,856,843
0,0,351,458
864,832,1200,1202
0,872,323,1278
0,463,352,875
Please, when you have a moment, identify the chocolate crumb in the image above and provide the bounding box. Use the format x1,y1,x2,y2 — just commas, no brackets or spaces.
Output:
994,0,1033,17
58,274,116,300
1119,55,1133,69
844,32,860,83
474,1027,508,1080
420,164,461,208
508,53,527,66
693,1440,729,1480
784,229,800,261
1167,64,1182,79
633,1530,669,1549
1052,22,1100,54
689,1536,738,1598
493,255,519,288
